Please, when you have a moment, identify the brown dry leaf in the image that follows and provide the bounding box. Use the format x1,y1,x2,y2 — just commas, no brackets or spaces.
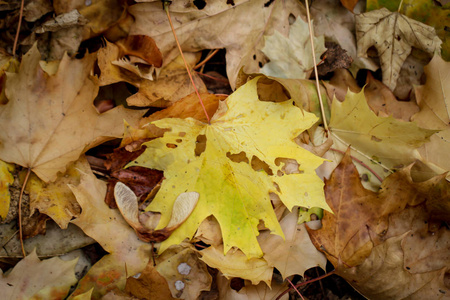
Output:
125,261,176,300
68,170,151,299
155,246,212,300
199,245,273,286
140,92,226,127
307,151,450,299
0,44,142,183
258,208,327,279
322,68,361,102
216,272,289,300
53,0,124,38
0,249,78,299
340,0,359,12
126,53,207,107
364,72,419,121
412,55,450,173
129,0,305,89
356,8,442,90
26,156,92,229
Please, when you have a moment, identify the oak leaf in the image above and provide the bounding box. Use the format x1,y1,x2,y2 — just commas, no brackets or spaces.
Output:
0,249,78,299
356,7,442,90
0,44,142,182
307,151,450,299
129,77,329,258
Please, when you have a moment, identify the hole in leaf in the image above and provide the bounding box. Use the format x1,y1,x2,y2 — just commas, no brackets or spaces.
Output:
193,0,206,9
275,158,302,175
257,78,290,102
264,0,275,7
251,156,273,175
166,143,177,148
226,151,249,163
194,134,207,156
227,0,235,5
288,13,296,25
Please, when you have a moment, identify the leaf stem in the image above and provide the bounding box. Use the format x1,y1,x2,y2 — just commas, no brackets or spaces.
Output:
286,277,305,300
304,0,328,133
19,167,31,257
12,0,25,57
164,3,211,124
194,49,220,70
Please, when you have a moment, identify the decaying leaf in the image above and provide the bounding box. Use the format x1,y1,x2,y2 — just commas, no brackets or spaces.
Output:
258,208,327,279
307,151,450,299
356,7,442,90
69,170,151,298
26,156,92,229
128,77,329,258
0,249,78,299
412,55,450,173
129,0,305,89
0,44,142,183
155,246,212,300
260,17,326,79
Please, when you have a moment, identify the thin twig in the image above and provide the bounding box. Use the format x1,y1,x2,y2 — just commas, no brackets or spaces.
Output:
195,71,230,83
330,147,383,182
12,0,25,57
19,167,31,257
164,3,211,124
305,0,328,133
286,277,305,300
194,49,220,70
276,270,336,300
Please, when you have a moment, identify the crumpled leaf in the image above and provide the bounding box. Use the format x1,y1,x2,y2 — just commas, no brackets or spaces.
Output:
0,249,78,299
307,151,450,299
356,7,442,90
258,208,327,279
329,89,436,173
68,170,151,299
129,0,305,89
0,160,14,220
199,245,273,286
0,44,142,183
260,17,326,79
412,55,450,173
128,77,329,258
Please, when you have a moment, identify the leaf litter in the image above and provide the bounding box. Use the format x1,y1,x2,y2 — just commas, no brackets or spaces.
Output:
0,0,449,299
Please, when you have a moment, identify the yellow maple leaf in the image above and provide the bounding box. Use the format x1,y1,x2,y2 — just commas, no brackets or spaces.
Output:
129,77,329,258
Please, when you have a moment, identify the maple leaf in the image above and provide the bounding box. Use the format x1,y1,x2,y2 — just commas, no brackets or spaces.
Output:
0,249,78,299
307,151,450,299
0,44,142,182
68,169,151,298
0,160,14,220
329,89,436,173
258,208,327,279
129,77,329,258
199,245,273,286
412,55,450,173
129,0,305,88
356,7,442,90
260,17,327,79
